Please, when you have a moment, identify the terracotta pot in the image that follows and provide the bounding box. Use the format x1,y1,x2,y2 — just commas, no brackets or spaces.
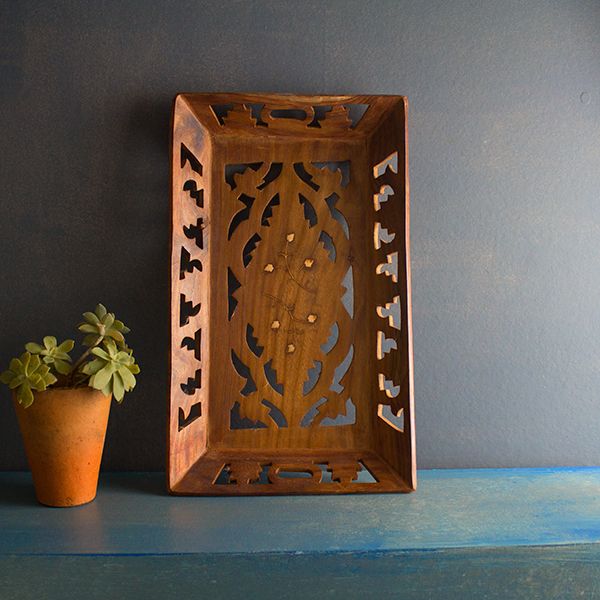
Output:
13,387,111,507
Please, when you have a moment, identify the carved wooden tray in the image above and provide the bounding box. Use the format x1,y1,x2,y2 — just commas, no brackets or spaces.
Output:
169,93,414,494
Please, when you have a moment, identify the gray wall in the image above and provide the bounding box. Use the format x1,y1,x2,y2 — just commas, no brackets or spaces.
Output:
1,0,599,470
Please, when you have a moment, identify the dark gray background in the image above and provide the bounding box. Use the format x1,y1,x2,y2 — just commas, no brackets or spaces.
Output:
1,0,599,470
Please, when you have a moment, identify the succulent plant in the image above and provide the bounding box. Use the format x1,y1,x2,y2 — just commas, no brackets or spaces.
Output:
1,304,139,407
25,336,74,376
78,303,130,348
0,353,58,408
80,339,140,402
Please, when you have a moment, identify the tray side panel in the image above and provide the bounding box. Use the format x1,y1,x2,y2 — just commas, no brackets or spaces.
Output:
172,449,411,495
169,96,211,488
368,98,416,490
182,93,375,139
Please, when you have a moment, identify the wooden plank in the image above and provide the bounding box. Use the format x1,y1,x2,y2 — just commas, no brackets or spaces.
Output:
2,468,600,555
2,546,600,600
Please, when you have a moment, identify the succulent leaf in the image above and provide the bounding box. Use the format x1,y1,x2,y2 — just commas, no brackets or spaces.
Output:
91,347,110,360
79,324,99,334
119,366,136,389
83,334,101,347
112,371,124,400
25,342,43,354
83,311,100,324
113,319,130,334
43,336,57,350
57,340,75,353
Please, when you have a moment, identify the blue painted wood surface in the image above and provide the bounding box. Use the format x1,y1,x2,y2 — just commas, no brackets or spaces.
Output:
1,467,600,555
2,547,600,600
2,468,600,599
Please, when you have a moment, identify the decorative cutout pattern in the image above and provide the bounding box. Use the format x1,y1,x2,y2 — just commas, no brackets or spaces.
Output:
353,461,378,483
246,324,264,358
312,161,350,188
378,373,400,398
181,369,202,395
183,218,204,250
302,360,322,395
377,404,404,432
261,193,280,226
374,184,393,212
318,231,336,262
341,267,354,319
299,398,325,427
325,193,349,239
372,148,405,434
231,350,257,396
376,252,399,283
183,180,203,207
180,143,203,174
225,163,262,190
242,233,261,267
270,108,307,121
373,152,398,178
320,322,340,355
210,103,235,126
214,459,377,486
343,104,369,129
211,103,369,131
264,359,284,395
320,397,356,426
180,293,200,327
261,399,288,428
173,138,206,442
228,194,255,240
330,345,354,394
374,222,395,250
231,401,266,430
377,295,401,330
227,268,241,320
178,402,201,431
181,329,202,361
257,163,283,190
180,247,202,280
377,330,397,360
293,162,320,191
298,194,318,228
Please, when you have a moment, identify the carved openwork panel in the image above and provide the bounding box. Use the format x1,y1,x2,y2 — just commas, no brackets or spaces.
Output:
170,94,414,495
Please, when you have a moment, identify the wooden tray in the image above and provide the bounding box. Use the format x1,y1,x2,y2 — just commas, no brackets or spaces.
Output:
169,93,414,494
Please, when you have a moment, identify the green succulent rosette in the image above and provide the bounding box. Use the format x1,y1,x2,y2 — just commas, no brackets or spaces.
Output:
80,339,140,402
1,304,139,407
78,303,130,348
0,352,57,408
25,336,74,376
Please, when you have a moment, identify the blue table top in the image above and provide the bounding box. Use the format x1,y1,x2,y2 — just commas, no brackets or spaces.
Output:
1,467,599,556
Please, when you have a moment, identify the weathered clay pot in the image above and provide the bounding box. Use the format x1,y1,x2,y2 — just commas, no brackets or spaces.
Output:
13,387,111,507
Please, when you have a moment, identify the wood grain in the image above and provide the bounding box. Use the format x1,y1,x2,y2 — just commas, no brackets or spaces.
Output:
169,93,414,494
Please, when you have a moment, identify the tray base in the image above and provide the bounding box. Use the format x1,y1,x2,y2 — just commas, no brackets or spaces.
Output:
171,449,411,495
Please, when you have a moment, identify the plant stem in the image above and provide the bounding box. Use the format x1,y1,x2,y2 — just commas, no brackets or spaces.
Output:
68,336,102,386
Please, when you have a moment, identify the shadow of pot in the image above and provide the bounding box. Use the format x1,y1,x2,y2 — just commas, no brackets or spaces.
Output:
13,387,111,507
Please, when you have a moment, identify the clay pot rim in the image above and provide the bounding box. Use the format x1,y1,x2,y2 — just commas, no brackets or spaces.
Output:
37,385,93,391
